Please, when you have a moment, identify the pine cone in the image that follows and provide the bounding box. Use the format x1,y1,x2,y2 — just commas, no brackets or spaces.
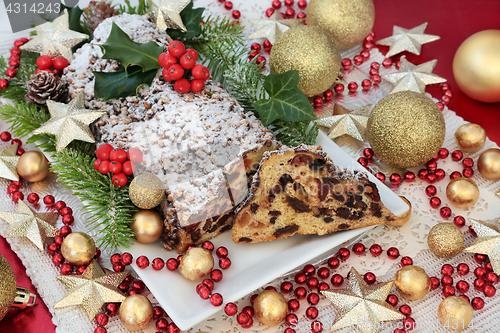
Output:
87,1,119,33
25,72,70,106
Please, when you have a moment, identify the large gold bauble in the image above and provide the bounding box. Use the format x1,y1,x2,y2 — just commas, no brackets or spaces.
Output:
61,232,96,265
307,0,375,50
119,294,154,331
453,30,500,103
179,248,214,281
428,223,464,258
16,150,49,182
129,173,165,209
367,91,445,168
270,25,341,97
394,265,431,300
386,196,412,227
130,210,164,244
478,148,500,180
446,177,479,208
437,296,474,330
253,290,288,326
454,123,486,153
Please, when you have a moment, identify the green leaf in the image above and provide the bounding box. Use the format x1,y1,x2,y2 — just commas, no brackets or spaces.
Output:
93,65,157,101
99,22,163,72
255,71,316,126
167,1,204,38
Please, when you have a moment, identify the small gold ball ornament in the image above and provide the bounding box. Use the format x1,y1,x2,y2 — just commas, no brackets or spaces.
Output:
454,123,486,153
453,30,500,103
386,196,412,227
270,25,341,97
307,0,375,49
130,210,163,244
179,248,214,281
129,173,165,209
253,290,288,326
119,294,154,331
478,148,500,180
61,232,96,265
394,265,431,300
446,177,480,208
367,91,445,168
16,150,49,182
437,296,474,330
428,223,464,258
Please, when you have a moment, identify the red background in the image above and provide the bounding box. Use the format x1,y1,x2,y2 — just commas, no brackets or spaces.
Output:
1,1,499,332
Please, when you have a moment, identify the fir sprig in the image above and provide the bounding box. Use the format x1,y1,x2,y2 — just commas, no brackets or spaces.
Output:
0,51,38,101
116,0,148,15
272,120,319,146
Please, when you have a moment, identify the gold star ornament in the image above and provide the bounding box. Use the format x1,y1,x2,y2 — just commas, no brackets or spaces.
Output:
33,92,106,152
20,10,89,61
321,267,405,333
247,11,304,44
316,104,371,141
54,260,130,320
377,23,440,58
0,200,58,251
463,219,500,275
148,0,191,31
0,143,20,181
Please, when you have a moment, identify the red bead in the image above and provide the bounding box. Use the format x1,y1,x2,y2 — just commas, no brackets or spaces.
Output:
451,150,463,161
386,294,398,307
437,148,448,159
403,171,415,182
394,330,405,333
121,252,133,266
361,148,373,160
202,279,214,290
16,147,24,155
441,95,451,105
323,89,334,101
389,173,401,185
263,39,273,52
400,256,413,267
297,11,306,19
285,8,295,18
166,323,180,333
156,318,169,331
457,280,470,293
288,298,300,312
353,55,363,66
352,243,365,255
441,83,451,92
459,295,470,303
443,285,456,297
484,285,496,297
364,272,376,285
357,157,368,167
441,275,453,286
463,167,474,178
265,8,275,17
433,169,445,181
59,207,72,216
298,0,307,9
94,327,107,333
12,191,23,202
118,283,129,293
225,302,238,316
201,241,214,252
0,131,11,142
265,286,276,292
474,253,487,263
429,197,441,208
375,172,386,183
341,58,352,70
382,58,393,68
210,293,223,306
232,10,241,19
440,207,452,218
387,247,399,259
370,244,382,256
106,303,119,316
280,281,293,294
26,192,39,204
7,184,19,194
43,195,55,206
469,225,477,236
444,90,454,99
311,321,323,333
255,55,266,68
369,68,380,77
285,328,296,333
197,284,211,299
426,173,437,184
216,246,228,258
96,313,109,326
486,262,493,272
166,258,178,270
60,263,73,275
219,257,231,269
0,78,9,90
284,0,294,6
211,269,223,282
318,282,329,291
463,157,474,168
54,201,66,211
303,264,316,276
124,275,133,283
113,263,125,272
450,171,462,180
6,67,17,78
10,47,21,55
272,0,281,9
285,313,298,327
328,257,340,269
223,1,233,10
474,278,486,291
372,74,382,84
418,169,429,180
334,83,344,94
11,179,23,187
306,306,319,320
295,272,307,284
399,304,412,316
307,292,320,306
54,236,64,245
9,59,20,68
441,264,454,276
59,226,72,237
152,258,165,270
486,272,498,285
136,255,149,269
361,79,372,90
152,306,164,320
455,263,469,276
110,253,121,266
237,312,251,326
331,274,343,286
347,82,358,93
471,297,485,310
250,43,261,54
395,61,401,70
338,248,350,261
307,277,319,289
294,286,307,299
475,266,487,279
403,317,416,331
52,253,64,266
313,96,324,108
424,185,436,197
360,50,370,60
430,277,440,290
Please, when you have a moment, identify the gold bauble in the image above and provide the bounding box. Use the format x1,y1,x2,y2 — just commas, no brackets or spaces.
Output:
446,177,479,208
61,232,96,265
454,123,486,153
478,148,500,180
437,296,474,330
129,173,165,209
307,0,375,49
386,196,412,227
428,223,464,258
270,25,341,97
367,91,445,168
119,294,154,331
179,248,214,281
253,290,288,326
16,150,49,182
130,210,164,244
394,265,431,300
453,30,500,103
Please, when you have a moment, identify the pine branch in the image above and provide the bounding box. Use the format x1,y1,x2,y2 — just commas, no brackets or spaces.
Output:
272,120,319,146
0,50,38,101
116,0,148,15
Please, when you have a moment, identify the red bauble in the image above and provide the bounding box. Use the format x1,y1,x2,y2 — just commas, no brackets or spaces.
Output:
471,297,485,310
307,277,319,289
36,55,53,70
441,264,454,275
52,253,64,266
216,246,228,258
265,8,275,17
360,50,370,60
331,274,343,287
357,157,368,167
341,58,352,71
430,276,440,290
328,257,340,269
382,58,393,68
425,185,437,197
371,74,382,84
47,243,59,256
166,323,180,333
399,304,412,316
280,281,293,294
441,275,453,286
454,216,466,228
294,286,307,299
219,257,231,269
210,293,223,306
9,59,20,68
210,269,223,282
202,279,214,290
113,264,125,272
451,150,463,161
401,256,413,266
426,160,437,171
306,306,319,320
483,285,496,297
307,292,320,306
317,267,330,280
55,236,64,245
152,258,165,270
362,148,374,159
110,253,121,265
224,1,233,10
474,266,487,279
54,200,66,211
418,169,428,180
352,243,365,255
370,244,382,256
440,207,452,219
463,157,474,168
201,241,214,253
284,0,294,6
225,302,238,316
457,280,470,293
338,247,350,261
426,173,437,184
295,272,307,284
156,318,169,331
237,312,251,326
387,247,399,259
435,169,446,180
285,313,298,326
364,272,376,285
319,282,329,292
386,294,398,307
136,255,149,268
59,226,72,237
196,284,211,299
298,0,307,9
429,197,441,208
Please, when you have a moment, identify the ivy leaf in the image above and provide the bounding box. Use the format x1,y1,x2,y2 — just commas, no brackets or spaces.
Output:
167,1,204,38
93,66,157,101
255,71,316,127
99,22,163,73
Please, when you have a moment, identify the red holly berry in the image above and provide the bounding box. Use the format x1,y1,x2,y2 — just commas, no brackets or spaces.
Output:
162,68,174,82
190,79,205,93
185,48,198,61
53,57,69,71
168,64,185,81
108,161,122,174
122,161,135,175
192,64,209,80
158,52,177,68
96,144,113,160
98,160,110,174
109,148,127,163
168,41,186,58
174,78,190,93
112,173,127,187
180,53,196,70
36,55,53,70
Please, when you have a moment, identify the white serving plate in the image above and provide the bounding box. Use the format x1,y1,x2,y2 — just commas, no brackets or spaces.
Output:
124,130,409,330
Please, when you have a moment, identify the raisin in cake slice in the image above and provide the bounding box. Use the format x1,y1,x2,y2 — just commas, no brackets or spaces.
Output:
232,145,396,244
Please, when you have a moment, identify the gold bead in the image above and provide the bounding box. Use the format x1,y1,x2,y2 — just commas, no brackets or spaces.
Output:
394,265,431,300
253,290,288,326
129,173,165,209
119,294,153,331
16,150,49,182
179,248,214,281
130,210,164,244
477,148,500,180
454,123,486,153
428,223,464,258
386,196,412,227
446,177,479,208
437,296,474,330
61,232,96,265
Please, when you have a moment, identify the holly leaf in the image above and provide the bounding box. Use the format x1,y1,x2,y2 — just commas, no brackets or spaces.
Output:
167,1,204,38
93,66,157,102
255,71,316,127
99,22,163,73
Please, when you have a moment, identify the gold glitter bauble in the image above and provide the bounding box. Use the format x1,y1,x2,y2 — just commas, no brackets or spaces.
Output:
270,25,341,97
367,91,445,168
453,30,500,103
394,265,431,300
179,248,214,281
61,232,96,265
119,294,154,331
129,173,165,209
307,0,374,50
437,296,474,330
130,210,164,244
428,223,464,258
0,254,17,321
454,123,486,153
386,196,412,227
477,148,500,180
16,151,49,182
253,290,288,326
446,177,479,208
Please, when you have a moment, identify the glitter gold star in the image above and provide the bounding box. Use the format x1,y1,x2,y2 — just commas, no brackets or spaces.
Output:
54,260,130,320
0,143,20,181
0,200,58,251
377,23,440,58
321,267,405,333
20,10,89,61
247,11,304,44
32,92,106,152
316,104,371,141
148,0,191,31
463,218,500,275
